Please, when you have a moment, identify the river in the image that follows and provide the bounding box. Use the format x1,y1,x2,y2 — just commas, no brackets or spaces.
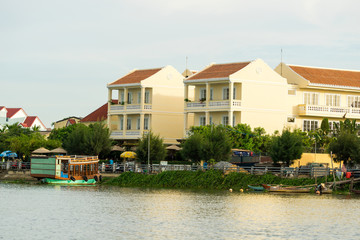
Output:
1,183,360,240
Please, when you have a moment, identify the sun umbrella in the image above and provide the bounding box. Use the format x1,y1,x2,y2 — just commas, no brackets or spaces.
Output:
0,150,12,157
7,152,18,158
50,147,67,154
166,145,181,151
32,147,50,154
111,145,125,152
120,151,137,159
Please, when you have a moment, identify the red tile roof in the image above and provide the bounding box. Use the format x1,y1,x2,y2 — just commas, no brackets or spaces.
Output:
289,65,360,88
22,116,37,127
81,100,117,123
109,68,162,85
0,106,5,111
6,108,25,118
187,62,251,80
68,119,76,125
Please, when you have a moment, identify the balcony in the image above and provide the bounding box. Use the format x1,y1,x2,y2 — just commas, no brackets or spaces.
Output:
110,130,143,139
298,104,360,119
185,100,241,111
109,104,152,113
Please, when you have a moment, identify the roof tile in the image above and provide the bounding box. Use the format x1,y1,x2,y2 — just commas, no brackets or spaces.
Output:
81,100,117,122
109,68,162,85
187,62,251,80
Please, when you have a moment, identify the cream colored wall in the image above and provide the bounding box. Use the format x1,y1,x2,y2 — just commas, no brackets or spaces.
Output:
291,153,341,168
232,59,289,133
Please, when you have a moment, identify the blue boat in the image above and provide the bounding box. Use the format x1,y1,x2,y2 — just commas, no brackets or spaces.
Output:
248,185,265,191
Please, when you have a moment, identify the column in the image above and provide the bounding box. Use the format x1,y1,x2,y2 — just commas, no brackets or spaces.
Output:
184,84,189,109
229,81,234,107
205,111,210,125
140,86,145,110
184,112,188,137
206,83,210,107
124,88,128,110
123,114,127,136
140,113,144,135
229,110,233,127
107,88,112,130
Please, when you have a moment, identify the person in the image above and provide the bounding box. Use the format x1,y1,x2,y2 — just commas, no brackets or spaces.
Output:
109,159,114,165
341,163,347,179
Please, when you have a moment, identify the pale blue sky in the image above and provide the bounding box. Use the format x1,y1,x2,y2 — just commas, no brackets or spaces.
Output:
1,0,360,128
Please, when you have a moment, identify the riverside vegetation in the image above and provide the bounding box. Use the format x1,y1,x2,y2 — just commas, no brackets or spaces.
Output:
102,170,345,192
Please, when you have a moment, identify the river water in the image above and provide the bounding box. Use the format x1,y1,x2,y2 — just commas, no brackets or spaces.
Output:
1,183,360,240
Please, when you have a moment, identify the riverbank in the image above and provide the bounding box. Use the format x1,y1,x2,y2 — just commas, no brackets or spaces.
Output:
101,169,342,191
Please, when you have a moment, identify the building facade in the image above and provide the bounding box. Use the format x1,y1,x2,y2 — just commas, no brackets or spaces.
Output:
184,59,289,135
107,66,184,145
0,106,46,131
275,63,360,132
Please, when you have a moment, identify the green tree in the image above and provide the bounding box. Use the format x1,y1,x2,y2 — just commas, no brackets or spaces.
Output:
87,122,112,155
63,124,90,154
136,131,166,164
202,125,232,163
269,129,304,166
327,132,360,166
181,133,204,163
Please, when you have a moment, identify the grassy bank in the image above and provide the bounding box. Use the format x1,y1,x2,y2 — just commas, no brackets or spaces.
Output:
102,170,333,191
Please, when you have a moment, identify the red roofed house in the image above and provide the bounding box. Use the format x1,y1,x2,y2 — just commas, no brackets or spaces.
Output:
184,59,289,134
0,106,46,131
53,117,82,129
80,100,117,126
275,63,360,132
107,65,184,145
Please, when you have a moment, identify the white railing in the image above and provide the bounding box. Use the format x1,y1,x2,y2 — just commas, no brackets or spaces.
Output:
144,104,152,110
232,100,241,107
110,131,123,137
209,101,229,107
186,100,242,109
298,104,360,118
186,102,206,108
127,105,141,110
126,131,141,136
110,105,124,111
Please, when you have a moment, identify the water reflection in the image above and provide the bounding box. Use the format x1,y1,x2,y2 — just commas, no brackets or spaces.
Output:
1,183,360,239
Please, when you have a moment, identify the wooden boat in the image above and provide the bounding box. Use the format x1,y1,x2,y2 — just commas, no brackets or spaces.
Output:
248,185,265,191
31,155,101,185
262,184,332,194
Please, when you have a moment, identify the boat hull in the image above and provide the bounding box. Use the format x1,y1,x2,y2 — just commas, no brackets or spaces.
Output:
42,178,97,185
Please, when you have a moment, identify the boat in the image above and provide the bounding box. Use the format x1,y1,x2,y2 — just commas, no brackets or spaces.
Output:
31,155,101,185
262,184,332,194
248,185,265,191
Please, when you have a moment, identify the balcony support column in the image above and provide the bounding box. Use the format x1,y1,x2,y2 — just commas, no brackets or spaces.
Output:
140,113,144,135
184,112,188,137
229,81,234,107
229,110,233,127
123,114,127,136
184,84,189,109
205,111,210,125
140,86,145,110
206,83,210,107
107,88,112,129
124,88,128,110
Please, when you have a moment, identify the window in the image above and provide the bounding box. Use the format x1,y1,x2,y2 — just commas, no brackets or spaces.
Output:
137,117,140,130
209,116,213,125
200,88,206,100
199,116,206,126
304,92,319,105
120,92,125,103
127,118,132,130
329,121,339,132
210,88,213,100
120,118,124,130
222,116,229,126
232,115,236,127
233,87,236,100
223,87,229,100
137,92,141,104
128,92,133,104
303,120,318,132
145,91,150,104
325,94,340,106
347,95,360,108
144,117,149,130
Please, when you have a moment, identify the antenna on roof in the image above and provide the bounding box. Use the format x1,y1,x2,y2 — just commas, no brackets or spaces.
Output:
185,56,188,78
280,48,283,76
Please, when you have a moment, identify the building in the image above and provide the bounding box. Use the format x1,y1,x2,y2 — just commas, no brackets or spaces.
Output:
107,66,184,145
80,101,116,126
0,106,46,131
184,59,289,134
275,63,360,132
53,117,82,129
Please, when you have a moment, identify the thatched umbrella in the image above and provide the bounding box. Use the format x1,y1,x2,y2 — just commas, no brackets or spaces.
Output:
32,147,50,154
50,147,67,154
166,145,181,151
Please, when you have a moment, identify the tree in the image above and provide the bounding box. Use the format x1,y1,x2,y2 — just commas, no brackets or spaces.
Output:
181,133,204,163
269,129,304,166
63,124,89,154
202,125,232,163
327,132,360,166
136,131,166,164
87,122,112,155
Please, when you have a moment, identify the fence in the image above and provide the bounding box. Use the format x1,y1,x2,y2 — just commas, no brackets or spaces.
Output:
2,161,359,179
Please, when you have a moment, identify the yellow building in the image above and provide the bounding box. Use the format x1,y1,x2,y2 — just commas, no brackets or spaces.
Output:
53,117,82,129
184,59,289,135
107,66,184,145
275,63,360,132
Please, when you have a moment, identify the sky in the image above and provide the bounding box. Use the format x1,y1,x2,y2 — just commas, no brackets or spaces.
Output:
1,0,360,128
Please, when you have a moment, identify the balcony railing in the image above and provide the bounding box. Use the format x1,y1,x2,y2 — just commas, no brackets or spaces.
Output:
298,104,360,118
110,130,142,139
110,104,152,112
186,100,241,110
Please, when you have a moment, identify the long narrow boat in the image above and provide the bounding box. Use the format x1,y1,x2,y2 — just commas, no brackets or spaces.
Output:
248,185,265,191
31,155,101,185
262,184,332,194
